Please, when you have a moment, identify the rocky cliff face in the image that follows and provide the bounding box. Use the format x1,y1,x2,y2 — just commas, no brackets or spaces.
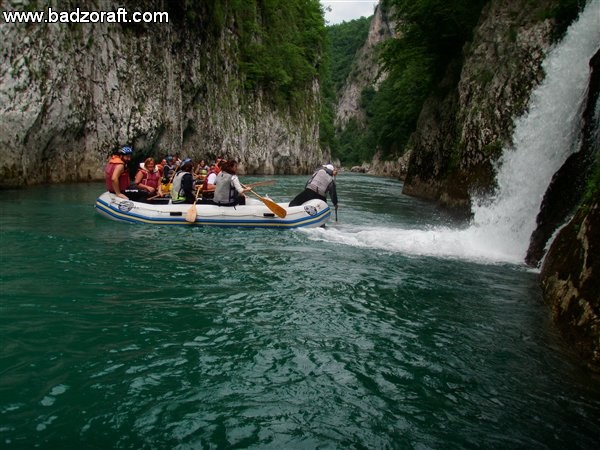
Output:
403,0,560,210
0,1,326,187
334,4,394,128
332,3,408,178
540,200,600,371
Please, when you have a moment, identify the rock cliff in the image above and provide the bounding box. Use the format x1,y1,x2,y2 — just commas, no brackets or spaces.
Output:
334,3,394,129
403,0,560,210
332,3,408,178
540,200,600,371
0,1,327,187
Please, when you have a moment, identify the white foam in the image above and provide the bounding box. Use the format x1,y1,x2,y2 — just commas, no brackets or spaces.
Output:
305,225,522,264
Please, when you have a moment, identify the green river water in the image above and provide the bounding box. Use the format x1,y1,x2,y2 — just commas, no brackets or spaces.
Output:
1,174,599,449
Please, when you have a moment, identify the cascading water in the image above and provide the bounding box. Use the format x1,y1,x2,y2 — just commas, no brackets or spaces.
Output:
469,0,600,262
307,1,600,265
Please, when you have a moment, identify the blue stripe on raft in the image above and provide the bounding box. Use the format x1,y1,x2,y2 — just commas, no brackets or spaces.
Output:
94,198,331,228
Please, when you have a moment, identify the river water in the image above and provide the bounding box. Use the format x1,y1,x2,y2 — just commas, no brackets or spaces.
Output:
1,174,599,449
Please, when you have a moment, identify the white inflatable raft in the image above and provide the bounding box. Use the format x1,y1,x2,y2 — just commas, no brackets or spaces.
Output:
94,192,331,228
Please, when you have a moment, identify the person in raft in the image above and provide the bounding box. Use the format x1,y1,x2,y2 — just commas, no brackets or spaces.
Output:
289,164,338,209
170,159,196,204
133,157,163,199
104,146,133,199
213,159,250,206
201,158,224,199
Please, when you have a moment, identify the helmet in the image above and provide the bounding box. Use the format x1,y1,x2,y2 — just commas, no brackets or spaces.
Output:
180,158,193,171
118,146,133,155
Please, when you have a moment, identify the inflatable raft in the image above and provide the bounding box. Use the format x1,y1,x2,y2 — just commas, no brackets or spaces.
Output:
94,192,331,228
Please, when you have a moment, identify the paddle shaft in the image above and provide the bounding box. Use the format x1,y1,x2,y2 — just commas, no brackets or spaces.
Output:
244,180,277,189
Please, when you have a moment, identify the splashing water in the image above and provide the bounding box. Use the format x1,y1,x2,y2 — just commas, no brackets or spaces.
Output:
470,0,600,261
308,1,600,265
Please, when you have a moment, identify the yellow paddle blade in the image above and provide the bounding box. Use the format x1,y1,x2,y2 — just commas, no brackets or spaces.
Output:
249,189,287,218
185,205,197,223
262,197,287,218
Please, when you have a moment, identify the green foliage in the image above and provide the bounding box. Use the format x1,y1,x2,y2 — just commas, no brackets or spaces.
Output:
325,0,587,166
234,0,327,109
318,16,371,155
167,1,327,111
329,0,487,163
326,17,371,95
334,118,369,165
582,154,600,206
540,0,587,40
385,0,487,76
318,71,336,151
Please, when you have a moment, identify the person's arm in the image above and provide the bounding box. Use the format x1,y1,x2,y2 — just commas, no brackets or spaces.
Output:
232,175,248,195
328,180,338,206
112,165,128,199
204,173,217,191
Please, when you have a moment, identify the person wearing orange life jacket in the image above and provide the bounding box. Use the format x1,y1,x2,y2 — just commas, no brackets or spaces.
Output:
104,146,133,199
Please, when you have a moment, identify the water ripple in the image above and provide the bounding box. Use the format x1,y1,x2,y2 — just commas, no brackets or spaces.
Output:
1,182,600,448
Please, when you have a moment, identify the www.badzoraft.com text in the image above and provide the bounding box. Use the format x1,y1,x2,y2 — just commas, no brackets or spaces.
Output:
2,7,169,24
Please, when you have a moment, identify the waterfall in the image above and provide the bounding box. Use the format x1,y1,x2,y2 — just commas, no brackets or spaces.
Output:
468,0,600,262
307,1,600,265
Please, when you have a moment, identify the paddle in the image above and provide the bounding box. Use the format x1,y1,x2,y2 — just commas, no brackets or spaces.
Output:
244,180,277,189
185,186,203,223
246,188,287,218
333,172,338,222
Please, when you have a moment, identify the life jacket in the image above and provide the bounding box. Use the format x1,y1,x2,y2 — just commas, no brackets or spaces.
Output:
170,171,192,201
104,156,130,192
213,171,238,204
306,168,333,196
162,164,175,183
136,167,161,190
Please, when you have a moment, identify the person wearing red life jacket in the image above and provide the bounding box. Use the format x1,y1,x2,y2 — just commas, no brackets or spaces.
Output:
134,157,163,197
104,146,133,199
